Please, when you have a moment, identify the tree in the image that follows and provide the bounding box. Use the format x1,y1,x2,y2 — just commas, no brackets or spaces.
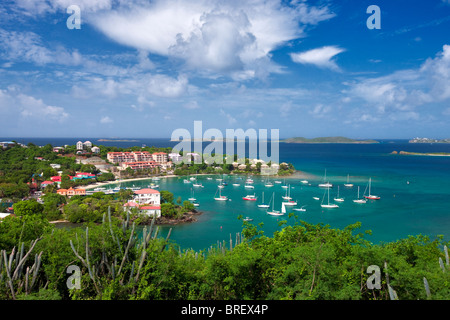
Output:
183,200,195,212
161,203,176,218
13,199,44,217
160,190,174,204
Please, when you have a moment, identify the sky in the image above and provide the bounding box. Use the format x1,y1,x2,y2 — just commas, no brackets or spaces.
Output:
0,0,450,139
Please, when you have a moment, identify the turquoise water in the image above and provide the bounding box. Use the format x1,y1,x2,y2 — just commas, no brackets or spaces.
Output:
101,141,450,251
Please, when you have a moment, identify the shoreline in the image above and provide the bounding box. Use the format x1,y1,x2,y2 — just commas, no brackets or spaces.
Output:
392,151,450,157
81,170,316,190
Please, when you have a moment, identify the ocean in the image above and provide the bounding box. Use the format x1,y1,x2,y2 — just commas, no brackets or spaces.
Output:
4,137,450,251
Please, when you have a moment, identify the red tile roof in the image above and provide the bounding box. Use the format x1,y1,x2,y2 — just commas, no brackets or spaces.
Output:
140,205,161,210
134,188,160,194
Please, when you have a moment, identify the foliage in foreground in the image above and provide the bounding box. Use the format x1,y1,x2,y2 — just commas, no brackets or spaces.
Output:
1,212,450,300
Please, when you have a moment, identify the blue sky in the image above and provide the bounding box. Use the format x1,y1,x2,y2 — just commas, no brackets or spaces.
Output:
0,0,450,139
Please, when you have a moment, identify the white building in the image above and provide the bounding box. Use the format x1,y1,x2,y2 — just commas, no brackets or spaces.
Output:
168,152,183,163
133,188,160,205
186,153,202,162
123,188,161,217
91,146,100,153
84,141,92,148
76,141,84,150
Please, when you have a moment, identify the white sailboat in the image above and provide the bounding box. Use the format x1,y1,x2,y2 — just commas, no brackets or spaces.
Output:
318,169,333,188
353,186,367,203
344,174,354,187
321,187,339,208
282,185,292,200
257,192,270,208
364,178,380,200
188,188,196,201
264,180,274,187
267,192,285,216
214,187,228,201
334,186,345,202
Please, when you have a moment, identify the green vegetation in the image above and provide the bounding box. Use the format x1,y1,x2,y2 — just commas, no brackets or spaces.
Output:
173,155,295,177
282,136,379,144
1,210,449,300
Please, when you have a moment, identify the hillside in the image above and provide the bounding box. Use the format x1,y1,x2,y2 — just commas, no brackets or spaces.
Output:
282,136,379,144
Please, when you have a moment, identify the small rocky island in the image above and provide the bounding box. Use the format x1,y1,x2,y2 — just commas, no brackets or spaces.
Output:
282,136,379,144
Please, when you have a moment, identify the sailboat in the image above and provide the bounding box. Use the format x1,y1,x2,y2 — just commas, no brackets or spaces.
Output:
333,186,345,202
364,178,380,200
243,194,257,201
214,187,228,201
321,187,339,208
257,192,270,208
281,178,288,189
267,193,285,216
344,174,354,187
353,186,367,203
264,179,274,187
188,188,196,201
283,199,297,206
282,185,292,200
318,169,333,188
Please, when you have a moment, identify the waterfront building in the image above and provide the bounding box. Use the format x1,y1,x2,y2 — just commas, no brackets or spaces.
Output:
133,188,160,205
57,187,86,197
76,141,84,150
107,152,136,163
168,152,183,163
121,161,159,170
123,188,161,217
152,152,168,164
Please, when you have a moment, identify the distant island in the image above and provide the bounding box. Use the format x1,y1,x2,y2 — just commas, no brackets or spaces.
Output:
282,136,379,144
391,151,450,157
98,139,140,142
409,137,450,143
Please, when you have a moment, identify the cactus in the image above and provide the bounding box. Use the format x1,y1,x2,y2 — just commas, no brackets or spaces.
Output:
445,245,449,266
388,284,398,300
0,238,43,299
439,257,445,272
424,277,431,298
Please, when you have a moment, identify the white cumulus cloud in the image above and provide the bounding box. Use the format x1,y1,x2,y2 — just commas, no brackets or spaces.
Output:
290,46,345,71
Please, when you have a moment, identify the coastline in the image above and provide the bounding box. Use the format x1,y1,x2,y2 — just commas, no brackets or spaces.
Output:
81,170,316,190
392,151,450,157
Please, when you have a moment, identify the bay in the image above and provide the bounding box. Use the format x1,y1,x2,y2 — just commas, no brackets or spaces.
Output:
6,137,450,252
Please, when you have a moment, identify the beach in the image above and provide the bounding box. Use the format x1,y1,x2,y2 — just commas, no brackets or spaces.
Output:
81,171,314,190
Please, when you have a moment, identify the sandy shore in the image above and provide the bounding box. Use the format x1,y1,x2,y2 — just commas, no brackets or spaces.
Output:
82,175,178,190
